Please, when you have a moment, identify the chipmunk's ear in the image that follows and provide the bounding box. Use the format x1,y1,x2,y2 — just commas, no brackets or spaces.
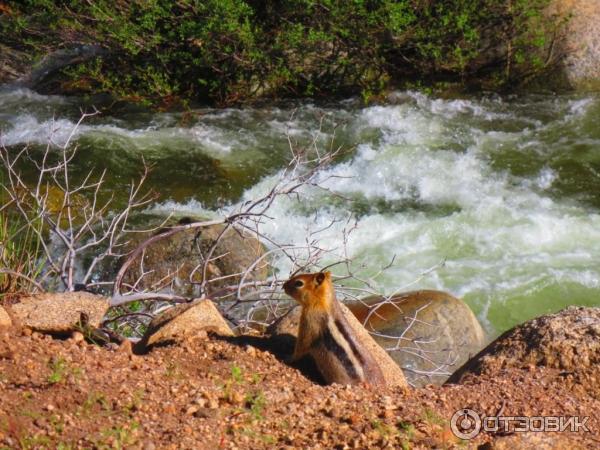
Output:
315,271,330,285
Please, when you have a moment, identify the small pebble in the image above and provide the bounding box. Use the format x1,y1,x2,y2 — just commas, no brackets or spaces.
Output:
71,331,85,342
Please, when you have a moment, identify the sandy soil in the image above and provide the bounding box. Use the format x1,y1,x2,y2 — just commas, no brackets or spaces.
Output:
0,327,599,449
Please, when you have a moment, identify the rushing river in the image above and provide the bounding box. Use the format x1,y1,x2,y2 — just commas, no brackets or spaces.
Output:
2,87,600,337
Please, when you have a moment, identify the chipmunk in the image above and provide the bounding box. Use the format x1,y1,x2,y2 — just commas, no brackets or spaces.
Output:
283,271,385,386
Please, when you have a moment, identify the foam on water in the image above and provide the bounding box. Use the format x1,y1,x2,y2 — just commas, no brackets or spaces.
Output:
3,87,600,335
0,89,258,157
226,93,600,334
0,114,84,147
0,87,67,108
146,199,217,219
0,115,253,156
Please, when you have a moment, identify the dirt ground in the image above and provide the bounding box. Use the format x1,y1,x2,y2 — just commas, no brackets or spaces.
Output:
0,327,599,449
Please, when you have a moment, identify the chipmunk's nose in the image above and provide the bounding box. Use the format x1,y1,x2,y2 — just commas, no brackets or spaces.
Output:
283,279,295,295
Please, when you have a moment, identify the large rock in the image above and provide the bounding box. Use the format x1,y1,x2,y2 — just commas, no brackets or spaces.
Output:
0,43,107,88
14,45,108,89
268,304,408,389
348,291,486,387
140,299,233,350
547,0,600,90
121,219,268,297
10,292,109,334
465,0,600,91
0,305,11,328
448,306,600,384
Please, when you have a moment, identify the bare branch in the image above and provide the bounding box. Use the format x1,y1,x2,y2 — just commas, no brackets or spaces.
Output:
0,269,45,293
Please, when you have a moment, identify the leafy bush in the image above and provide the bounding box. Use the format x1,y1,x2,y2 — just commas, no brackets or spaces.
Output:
1,0,555,105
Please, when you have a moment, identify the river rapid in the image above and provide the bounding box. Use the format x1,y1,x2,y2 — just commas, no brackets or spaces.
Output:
2,88,600,336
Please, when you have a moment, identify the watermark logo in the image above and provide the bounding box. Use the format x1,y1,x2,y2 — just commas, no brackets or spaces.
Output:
450,409,590,440
450,409,481,440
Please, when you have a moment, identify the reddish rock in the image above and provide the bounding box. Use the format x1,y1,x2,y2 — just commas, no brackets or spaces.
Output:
548,0,600,90
348,290,485,387
140,299,233,350
10,292,109,334
0,306,11,328
448,306,600,385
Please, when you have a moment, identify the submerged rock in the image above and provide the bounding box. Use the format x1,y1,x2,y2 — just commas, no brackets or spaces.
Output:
140,299,233,350
348,291,486,387
10,292,109,334
268,304,408,389
447,306,600,384
121,219,268,298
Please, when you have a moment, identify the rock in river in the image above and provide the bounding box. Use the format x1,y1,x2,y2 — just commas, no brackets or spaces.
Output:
347,290,486,387
121,218,268,298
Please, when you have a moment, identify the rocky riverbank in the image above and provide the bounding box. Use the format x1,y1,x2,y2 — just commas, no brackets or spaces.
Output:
1,295,599,449
1,0,599,107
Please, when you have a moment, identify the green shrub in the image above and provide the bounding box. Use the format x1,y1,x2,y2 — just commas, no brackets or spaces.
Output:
0,203,43,298
0,0,554,105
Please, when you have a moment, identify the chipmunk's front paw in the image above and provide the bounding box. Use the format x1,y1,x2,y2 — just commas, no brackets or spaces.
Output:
286,351,307,365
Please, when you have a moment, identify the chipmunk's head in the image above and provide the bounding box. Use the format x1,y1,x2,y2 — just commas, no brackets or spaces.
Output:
283,271,333,309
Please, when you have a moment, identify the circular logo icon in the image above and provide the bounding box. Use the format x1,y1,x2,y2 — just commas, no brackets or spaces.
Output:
450,408,481,440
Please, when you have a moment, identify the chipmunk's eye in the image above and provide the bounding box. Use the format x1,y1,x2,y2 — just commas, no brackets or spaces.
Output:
294,280,304,288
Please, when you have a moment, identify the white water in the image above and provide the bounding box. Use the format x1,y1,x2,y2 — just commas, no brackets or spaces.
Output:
2,88,600,335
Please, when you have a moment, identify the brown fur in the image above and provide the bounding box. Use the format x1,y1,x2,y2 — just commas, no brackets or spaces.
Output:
283,272,385,386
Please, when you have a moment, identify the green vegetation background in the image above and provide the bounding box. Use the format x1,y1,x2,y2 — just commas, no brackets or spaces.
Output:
1,0,553,106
